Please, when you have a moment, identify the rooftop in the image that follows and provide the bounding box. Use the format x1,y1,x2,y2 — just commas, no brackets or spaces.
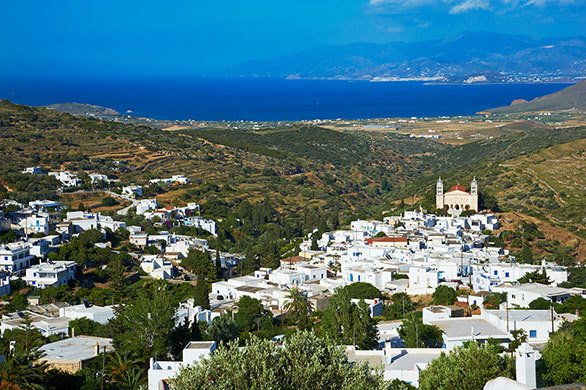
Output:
39,336,113,361
185,341,215,350
509,283,570,296
429,317,511,340
387,349,444,370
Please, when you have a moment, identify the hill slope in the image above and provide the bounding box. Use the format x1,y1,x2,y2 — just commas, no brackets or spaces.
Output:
486,80,586,114
224,32,586,82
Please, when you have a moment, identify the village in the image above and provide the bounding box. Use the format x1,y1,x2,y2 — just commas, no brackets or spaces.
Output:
0,167,584,389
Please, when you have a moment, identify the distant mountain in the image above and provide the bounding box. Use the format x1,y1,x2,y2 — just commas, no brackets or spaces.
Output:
485,80,586,113
224,32,585,83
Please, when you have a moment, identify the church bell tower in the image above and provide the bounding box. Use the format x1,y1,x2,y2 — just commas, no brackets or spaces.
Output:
436,177,444,209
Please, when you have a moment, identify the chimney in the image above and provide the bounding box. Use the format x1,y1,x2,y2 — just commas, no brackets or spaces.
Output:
515,343,540,388
94,343,100,355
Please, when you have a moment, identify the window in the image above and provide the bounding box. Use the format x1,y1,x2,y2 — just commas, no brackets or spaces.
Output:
529,330,537,338
358,275,361,282
350,274,353,282
494,270,498,275
505,272,510,277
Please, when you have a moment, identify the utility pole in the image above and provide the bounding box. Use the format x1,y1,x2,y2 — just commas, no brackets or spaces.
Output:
505,293,509,332
550,303,555,335
100,345,106,390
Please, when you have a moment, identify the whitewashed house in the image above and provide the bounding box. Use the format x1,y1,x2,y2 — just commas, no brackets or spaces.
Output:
49,171,81,187
23,260,76,288
141,256,174,280
0,242,33,273
60,304,116,325
506,283,571,308
122,185,143,198
0,272,10,296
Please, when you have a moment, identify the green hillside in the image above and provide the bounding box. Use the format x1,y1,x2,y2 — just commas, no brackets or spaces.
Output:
1,99,585,262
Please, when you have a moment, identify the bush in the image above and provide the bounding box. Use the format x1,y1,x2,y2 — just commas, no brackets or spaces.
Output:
101,196,118,207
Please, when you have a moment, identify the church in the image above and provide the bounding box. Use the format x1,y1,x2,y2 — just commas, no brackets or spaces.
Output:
436,177,479,214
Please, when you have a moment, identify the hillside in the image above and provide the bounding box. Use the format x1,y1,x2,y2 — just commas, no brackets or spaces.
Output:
224,32,586,82
45,102,120,117
486,81,586,114
1,99,585,261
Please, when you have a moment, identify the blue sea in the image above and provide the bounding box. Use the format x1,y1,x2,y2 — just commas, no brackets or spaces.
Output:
0,77,571,121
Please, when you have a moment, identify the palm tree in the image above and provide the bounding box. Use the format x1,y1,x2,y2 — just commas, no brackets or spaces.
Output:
0,350,47,390
107,349,140,383
283,288,311,330
118,367,146,390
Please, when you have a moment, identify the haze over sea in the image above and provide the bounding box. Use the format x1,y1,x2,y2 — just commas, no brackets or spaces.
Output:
0,78,570,122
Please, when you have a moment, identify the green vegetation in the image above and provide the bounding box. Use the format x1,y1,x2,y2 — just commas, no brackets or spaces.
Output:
341,282,383,300
432,286,457,306
418,342,515,390
540,316,586,386
398,315,443,348
321,288,379,350
170,330,389,390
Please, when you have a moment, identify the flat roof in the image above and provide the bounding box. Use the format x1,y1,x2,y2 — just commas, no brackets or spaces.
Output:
430,318,511,340
509,283,570,296
486,310,557,322
388,349,444,370
39,336,113,361
186,341,215,350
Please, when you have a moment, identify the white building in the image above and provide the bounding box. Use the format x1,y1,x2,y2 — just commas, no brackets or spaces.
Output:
23,260,77,288
22,166,44,174
425,316,513,351
0,242,33,273
0,272,10,297
506,283,571,308
136,199,158,215
49,171,81,187
19,213,50,235
481,308,576,344
0,311,70,336
59,304,116,325
141,256,174,280
122,185,143,198
88,174,109,184
148,341,216,390
183,216,217,236
436,177,479,214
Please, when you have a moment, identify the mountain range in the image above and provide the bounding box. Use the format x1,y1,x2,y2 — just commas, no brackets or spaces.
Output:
223,32,586,83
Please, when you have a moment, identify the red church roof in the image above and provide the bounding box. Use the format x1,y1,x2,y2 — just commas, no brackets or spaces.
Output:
365,237,408,244
448,185,468,193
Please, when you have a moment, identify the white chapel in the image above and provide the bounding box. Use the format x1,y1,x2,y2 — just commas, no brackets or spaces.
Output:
436,177,479,214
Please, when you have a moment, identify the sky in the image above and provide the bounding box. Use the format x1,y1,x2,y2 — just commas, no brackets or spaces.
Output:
0,0,584,78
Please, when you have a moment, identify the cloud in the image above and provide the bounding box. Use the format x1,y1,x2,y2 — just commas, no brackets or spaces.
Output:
449,0,491,13
369,0,581,13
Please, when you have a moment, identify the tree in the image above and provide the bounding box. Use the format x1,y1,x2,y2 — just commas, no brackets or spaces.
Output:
483,292,506,308
215,250,223,281
0,348,47,390
194,277,210,310
509,329,527,352
69,317,103,336
321,289,379,350
518,246,534,264
528,297,551,310
518,269,550,284
418,342,514,390
384,293,416,320
283,287,311,330
170,330,389,390
432,286,457,306
116,286,178,373
234,296,268,333
101,196,118,207
541,316,586,386
342,282,382,300
398,315,443,348
310,236,319,250
107,348,141,385
208,315,239,344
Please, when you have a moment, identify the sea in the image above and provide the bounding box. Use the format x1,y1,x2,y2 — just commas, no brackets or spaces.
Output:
0,77,571,122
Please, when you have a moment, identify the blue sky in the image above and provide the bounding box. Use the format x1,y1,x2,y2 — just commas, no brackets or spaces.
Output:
1,0,584,78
